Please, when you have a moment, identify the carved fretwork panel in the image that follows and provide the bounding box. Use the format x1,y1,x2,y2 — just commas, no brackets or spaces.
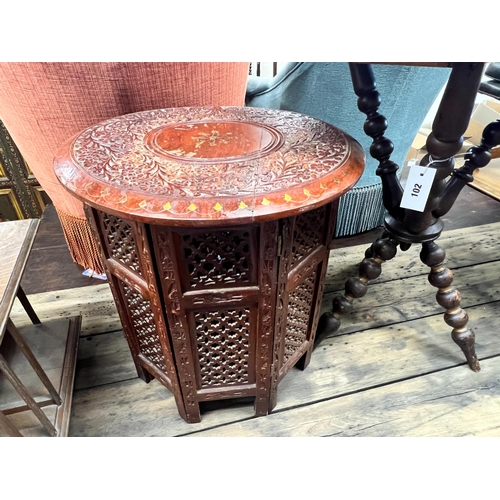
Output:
193,306,254,388
178,228,255,291
283,272,317,364
120,283,167,372
290,206,326,268
99,212,142,275
273,205,333,380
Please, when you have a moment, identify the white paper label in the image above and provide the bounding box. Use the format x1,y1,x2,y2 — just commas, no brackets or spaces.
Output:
400,165,436,212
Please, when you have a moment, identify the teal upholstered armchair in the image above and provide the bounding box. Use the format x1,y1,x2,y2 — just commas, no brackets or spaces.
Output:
246,62,451,237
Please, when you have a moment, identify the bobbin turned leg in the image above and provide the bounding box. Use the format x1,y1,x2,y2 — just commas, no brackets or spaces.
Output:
315,234,399,347
420,241,479,371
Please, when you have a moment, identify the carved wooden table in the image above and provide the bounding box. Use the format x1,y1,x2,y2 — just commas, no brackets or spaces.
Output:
54,106,364,423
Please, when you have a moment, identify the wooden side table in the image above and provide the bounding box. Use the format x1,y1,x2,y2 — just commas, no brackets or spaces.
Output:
54,106,364,423
318,63,500,372
0,219,81,437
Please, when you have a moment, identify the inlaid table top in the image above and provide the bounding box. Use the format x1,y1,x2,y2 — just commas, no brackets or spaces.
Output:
54,106,365,226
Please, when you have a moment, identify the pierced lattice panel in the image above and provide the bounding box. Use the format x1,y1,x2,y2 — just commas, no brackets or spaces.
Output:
290,206,326,268
100,213,142,274
122,284,167,372
194,308,252,388
180,229,252,289
283,272,317,364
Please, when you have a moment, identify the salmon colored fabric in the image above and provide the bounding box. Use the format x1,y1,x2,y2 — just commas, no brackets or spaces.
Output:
0,62,250,272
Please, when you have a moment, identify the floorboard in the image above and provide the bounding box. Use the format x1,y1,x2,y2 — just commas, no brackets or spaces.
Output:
21,204,107,295
74,331,137,390
9,284,119,335
189,356,500,437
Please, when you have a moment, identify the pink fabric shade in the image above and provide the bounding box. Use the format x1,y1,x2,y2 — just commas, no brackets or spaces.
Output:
0,62,250,272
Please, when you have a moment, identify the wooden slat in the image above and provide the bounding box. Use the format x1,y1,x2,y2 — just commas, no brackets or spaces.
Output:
190,356,500,437
54,316,81,437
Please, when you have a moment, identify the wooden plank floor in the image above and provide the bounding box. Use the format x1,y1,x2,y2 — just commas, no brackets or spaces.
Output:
6,185,500,437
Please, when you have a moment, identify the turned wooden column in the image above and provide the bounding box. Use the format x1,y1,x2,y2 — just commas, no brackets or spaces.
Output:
318,63,497,372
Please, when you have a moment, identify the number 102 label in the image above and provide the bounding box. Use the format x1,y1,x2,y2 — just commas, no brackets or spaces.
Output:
400,165,436,212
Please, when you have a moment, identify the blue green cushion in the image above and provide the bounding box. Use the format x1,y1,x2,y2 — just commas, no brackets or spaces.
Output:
246,62,450,236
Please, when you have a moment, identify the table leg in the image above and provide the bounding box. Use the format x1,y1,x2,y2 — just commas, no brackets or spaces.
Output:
7,318,62,404
16,286,41,325
315,233,399,347
0,353,57,436
420,241,479,371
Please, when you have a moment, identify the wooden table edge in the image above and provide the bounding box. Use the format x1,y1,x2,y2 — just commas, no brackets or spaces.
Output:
0,219,40,343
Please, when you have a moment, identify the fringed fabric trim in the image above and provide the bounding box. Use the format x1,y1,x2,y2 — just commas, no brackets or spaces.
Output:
54,184,384,271
55,208,106,275
335,183,385,237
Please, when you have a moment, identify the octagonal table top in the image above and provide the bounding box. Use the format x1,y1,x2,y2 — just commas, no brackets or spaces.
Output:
54,106,365,226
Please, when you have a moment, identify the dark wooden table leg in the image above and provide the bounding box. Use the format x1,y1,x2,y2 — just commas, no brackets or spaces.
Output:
420,116,500,371
315,64,405,346
409,63,484,369
16,286,41,325
420,241,479,371
315,232,399,347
